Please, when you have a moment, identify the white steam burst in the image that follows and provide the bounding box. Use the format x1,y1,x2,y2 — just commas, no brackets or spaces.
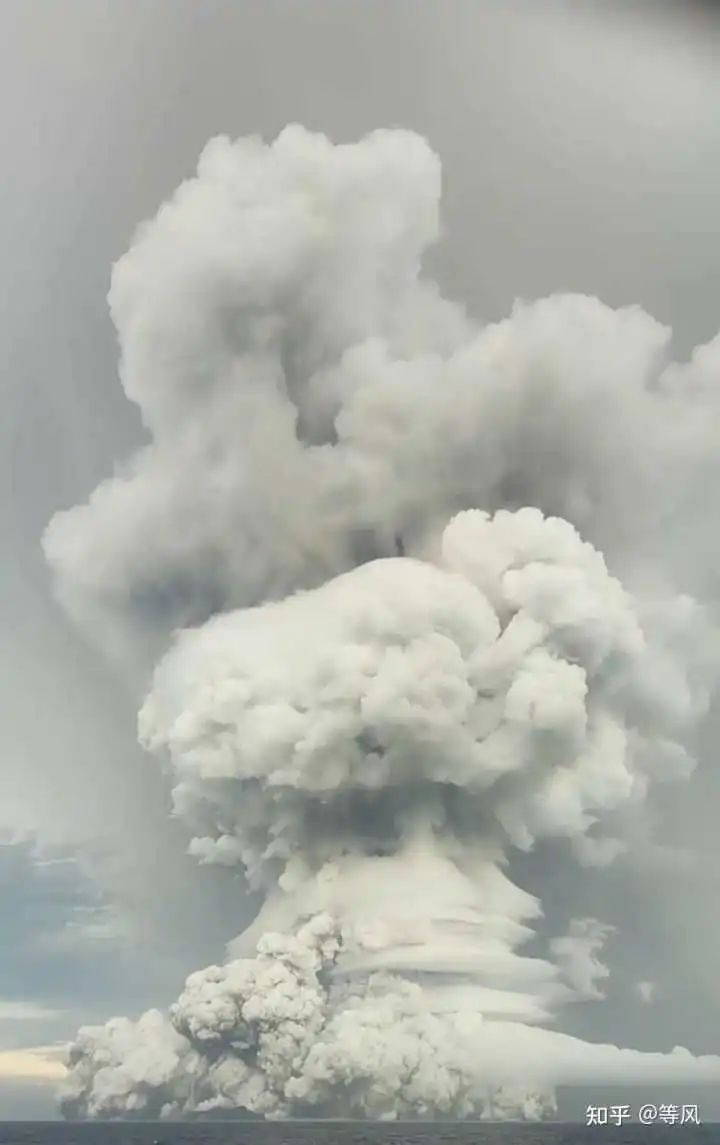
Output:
46,126,720,1121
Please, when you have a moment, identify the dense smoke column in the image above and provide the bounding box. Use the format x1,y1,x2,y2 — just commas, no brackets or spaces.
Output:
44,126,720,665
46,127,720,1120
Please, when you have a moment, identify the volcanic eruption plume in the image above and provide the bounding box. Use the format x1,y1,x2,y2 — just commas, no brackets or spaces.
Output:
45,126,720,1120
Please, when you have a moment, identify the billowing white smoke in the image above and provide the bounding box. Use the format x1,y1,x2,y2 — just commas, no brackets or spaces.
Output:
46,126,720,1120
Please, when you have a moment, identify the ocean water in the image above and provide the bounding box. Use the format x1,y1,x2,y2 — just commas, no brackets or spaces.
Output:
0,1125,716,1145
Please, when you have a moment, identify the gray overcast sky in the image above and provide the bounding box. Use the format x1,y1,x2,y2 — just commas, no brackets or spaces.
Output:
2,0,720,1120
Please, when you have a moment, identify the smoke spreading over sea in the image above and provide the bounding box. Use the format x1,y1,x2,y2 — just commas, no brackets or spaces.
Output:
42,126,720,1123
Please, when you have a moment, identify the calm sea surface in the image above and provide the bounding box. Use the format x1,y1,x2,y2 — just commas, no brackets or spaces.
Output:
0,1125,716,1145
